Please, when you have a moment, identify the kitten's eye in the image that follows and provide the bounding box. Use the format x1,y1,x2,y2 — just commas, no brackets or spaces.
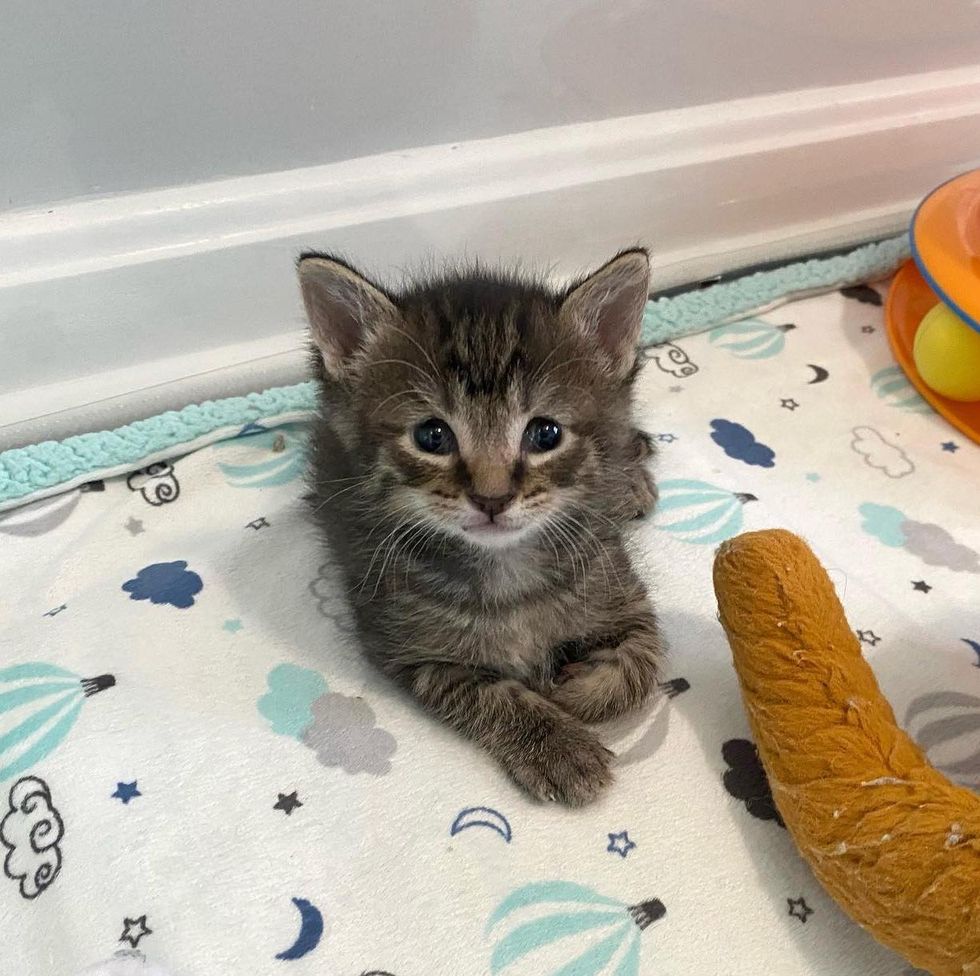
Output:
524,417,563,453
413,417,457,455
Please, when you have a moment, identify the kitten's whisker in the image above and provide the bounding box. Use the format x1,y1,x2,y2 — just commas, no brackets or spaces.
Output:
564,508,624,591
553,515,593,609
311,479,370,513
561,511,615,593
358,517,412,592
548,517,581,594
371,519,426,599
529,336,576,384
539,523,563,578
404,522,440,587
358,502,422,546
371,387,432,417
385,324,443,385
534,354,604,391
314,475,365,485
362,358,438,386
396,521,429,589
571,500,618,529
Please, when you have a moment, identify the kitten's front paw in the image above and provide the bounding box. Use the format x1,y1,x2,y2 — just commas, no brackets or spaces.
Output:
551,658,659,724
506,721,613,807
629,468,658,520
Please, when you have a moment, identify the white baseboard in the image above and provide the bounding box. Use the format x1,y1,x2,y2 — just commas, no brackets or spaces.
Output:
3,66,980,447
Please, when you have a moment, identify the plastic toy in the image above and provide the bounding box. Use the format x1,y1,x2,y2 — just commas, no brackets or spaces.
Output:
913,303,980,401
713,529,980,976
886,168,980,441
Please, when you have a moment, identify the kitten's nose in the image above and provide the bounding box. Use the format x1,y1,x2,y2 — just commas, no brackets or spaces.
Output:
468,492,515,520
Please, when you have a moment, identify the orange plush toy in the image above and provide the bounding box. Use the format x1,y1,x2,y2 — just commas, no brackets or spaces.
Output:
713,529,980,976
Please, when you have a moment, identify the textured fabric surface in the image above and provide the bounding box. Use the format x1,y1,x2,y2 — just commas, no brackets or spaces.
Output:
2,282,977,976
0,386,317,512
0,237,910,511
641,235,910,341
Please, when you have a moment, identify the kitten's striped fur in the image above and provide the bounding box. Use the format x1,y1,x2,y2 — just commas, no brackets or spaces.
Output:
300,250,663,805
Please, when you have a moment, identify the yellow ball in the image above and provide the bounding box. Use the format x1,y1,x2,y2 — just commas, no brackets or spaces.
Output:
912,302,980,401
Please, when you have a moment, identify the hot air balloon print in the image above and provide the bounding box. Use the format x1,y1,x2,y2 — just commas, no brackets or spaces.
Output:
487,881,665,976
0,664,115,781
214,423,308,488
870,366,933,413
905,691,980,790
0,492,81,537
708,320,795,360
654,479,757,545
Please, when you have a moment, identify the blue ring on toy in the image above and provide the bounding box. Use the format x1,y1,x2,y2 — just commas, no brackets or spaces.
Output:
909,173,980,337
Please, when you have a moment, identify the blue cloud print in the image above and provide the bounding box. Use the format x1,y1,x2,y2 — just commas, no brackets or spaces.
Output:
858,502,980,573
258,663,328,738
122,561,203,608
858,503,907,547
709,419,775,468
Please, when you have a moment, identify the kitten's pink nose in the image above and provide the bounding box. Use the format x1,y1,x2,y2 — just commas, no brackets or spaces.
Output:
468,492,515,520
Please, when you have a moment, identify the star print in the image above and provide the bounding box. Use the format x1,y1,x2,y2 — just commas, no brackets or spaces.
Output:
942,441,960,453
607,830,636,858
112,781,142,805
912,580,932,594
857,629,881,647
787,897,813,923
274,791,303,816
246,517,270,530
125,516,145,535
780,398,799,411
42,604,67,617
668,385,683,393
655,433,678,444
861,325,875,334
119,915,152,948
223,618,243,634
805,472,821,482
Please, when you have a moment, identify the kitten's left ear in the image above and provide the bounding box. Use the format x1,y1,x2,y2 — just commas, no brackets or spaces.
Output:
559,249,650,377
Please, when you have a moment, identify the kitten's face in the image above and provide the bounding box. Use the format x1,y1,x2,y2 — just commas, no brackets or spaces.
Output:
301,253,649,552
357,308,610,549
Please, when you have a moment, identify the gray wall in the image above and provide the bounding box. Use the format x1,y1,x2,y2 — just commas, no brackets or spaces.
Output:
4,0,980,210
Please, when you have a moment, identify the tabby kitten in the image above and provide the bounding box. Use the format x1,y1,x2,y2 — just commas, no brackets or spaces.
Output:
300,250,663,806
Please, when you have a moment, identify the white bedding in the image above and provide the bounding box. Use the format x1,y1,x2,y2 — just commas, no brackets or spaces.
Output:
2,281,977,976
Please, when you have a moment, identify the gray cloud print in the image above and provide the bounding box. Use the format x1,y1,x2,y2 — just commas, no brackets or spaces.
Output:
302,693,397,775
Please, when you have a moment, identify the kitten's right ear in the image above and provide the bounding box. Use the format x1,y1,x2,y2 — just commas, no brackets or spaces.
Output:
298,254,399,376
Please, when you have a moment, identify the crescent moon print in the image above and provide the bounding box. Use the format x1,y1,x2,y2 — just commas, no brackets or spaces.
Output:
276,897,324,960
450,807,513,842
807,364,829,384
962,638,980,667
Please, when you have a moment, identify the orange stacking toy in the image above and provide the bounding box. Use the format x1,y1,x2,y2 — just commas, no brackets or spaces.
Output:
886,169,980,443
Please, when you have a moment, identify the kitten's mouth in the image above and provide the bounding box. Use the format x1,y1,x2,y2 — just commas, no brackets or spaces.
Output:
461,515,527,544
463,519,518,535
